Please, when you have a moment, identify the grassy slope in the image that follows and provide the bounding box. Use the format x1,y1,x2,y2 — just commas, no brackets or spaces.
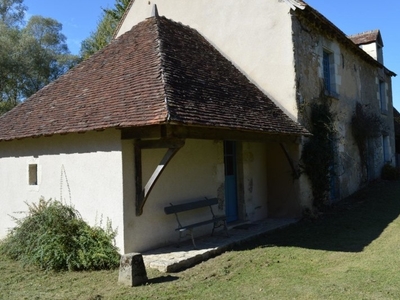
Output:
1,180,400,299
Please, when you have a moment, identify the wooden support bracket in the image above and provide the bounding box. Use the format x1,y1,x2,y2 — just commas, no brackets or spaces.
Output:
135,138,185,216
280,143,301,180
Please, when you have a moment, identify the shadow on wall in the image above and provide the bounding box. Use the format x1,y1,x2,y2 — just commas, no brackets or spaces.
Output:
235,180,400,253
0,130,121,159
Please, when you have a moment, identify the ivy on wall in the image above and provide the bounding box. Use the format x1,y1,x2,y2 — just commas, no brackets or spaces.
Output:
301,100,336,207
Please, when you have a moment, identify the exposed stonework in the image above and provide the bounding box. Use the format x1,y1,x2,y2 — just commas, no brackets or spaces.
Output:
118,253,148,287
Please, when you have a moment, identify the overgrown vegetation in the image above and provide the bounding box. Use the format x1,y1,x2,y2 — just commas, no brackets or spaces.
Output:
301,100,336,207
351,102,383,180
0,198,120,271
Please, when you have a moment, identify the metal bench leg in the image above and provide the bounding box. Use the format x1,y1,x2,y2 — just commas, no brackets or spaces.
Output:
190,229,197,249
177,230,184,248
224,220,230,237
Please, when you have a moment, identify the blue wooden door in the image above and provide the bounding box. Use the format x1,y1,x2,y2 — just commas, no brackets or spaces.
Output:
224,141,238,222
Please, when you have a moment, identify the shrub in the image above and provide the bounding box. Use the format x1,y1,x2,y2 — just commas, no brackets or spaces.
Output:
381,164,400,181
0,198,120,271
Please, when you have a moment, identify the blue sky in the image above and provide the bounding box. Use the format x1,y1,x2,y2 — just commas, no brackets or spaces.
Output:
24,0,115,54
24,0,399,109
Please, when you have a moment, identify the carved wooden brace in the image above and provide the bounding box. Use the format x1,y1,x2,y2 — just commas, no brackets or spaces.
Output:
135,138,185,216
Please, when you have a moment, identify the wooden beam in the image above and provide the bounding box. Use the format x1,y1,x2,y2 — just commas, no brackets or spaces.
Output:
168,126,302,144
136,138,185,149
134,141,143,213
121,125,163,140
280,143,301,179
135,139,185,216
121,125,303,144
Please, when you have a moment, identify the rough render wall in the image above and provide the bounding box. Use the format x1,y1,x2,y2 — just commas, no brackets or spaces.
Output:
266,141,304,217
116,0,299,120
122,139,276,253
0,129,126,251
240,142,269,221
292,15,395,200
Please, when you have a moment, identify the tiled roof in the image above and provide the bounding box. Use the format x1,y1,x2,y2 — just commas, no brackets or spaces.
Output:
348,30,383,46
0,16,309,141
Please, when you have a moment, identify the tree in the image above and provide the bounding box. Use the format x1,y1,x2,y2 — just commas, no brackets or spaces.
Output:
0,0,25,27
103,0,131,23
80,12,115,60
80,0,130,60
0,0,79,115
0,23,22,113
20,16,79,97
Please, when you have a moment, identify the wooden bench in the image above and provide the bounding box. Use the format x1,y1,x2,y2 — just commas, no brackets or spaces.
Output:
164,197,229,249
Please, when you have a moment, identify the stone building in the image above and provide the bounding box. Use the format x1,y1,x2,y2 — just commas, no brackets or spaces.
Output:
0,0,395,253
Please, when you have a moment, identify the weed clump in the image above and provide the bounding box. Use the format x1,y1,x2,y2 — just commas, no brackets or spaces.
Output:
0,198,120,271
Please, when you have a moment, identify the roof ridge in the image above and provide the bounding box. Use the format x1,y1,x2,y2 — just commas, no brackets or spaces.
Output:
348,29,380,38
154,16,171,122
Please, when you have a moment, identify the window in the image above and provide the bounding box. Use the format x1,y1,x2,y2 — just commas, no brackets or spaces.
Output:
382,135,390,162
379,80,387,113
323,50,336,96
323,51,331,92
29,164,38,185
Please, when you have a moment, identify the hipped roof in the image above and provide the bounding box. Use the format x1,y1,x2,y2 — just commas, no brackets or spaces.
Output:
0,16,308,142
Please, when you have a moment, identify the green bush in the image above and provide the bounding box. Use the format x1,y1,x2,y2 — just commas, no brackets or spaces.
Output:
0,198,120,271
381,164,400,181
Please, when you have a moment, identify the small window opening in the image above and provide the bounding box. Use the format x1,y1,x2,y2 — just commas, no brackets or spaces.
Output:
379,81,387,113
29,164,38,185
323,51,332,93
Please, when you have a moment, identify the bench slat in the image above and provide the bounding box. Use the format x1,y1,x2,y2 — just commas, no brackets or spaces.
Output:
164,198,218,215
176,216,226,231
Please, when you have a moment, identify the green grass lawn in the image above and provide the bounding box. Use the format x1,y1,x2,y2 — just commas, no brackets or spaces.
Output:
1,180,400,299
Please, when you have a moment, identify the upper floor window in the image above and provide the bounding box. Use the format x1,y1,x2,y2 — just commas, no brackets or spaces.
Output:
323,50,337,96
379,80,387,114
323,51,331,92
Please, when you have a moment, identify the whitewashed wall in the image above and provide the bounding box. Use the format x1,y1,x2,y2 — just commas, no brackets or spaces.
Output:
0,129,126,252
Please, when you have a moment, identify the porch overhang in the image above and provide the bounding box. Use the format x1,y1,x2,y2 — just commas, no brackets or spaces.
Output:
122,124,306,216
121,124,304,144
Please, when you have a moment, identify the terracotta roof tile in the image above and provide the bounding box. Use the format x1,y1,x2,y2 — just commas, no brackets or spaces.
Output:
0,16,308,141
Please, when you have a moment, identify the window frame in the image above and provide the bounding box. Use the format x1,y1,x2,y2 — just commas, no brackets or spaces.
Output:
379,80,388,114
322,49,338,97
28,164,38,185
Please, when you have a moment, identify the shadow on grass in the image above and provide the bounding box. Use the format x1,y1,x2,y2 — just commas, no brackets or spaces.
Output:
236,180,400,253
147,275,179,284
